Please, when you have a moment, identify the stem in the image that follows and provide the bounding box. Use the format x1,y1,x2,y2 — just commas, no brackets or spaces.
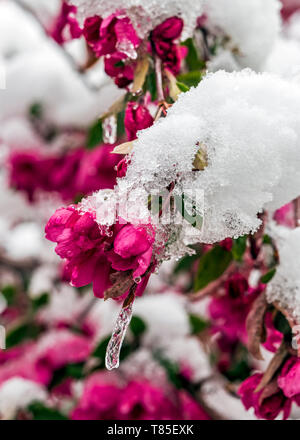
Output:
293,197,300,227
155,55,165,102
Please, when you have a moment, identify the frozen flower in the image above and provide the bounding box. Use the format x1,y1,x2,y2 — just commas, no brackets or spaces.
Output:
124,102,154,141
238,373,292,420
45,206,155,299
0,378,47,420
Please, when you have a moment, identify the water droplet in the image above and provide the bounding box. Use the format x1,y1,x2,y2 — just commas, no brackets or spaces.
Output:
134,276,142,284
105,303,133,370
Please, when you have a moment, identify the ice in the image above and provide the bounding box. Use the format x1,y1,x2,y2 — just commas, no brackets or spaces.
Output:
68,0,204,40
266,226,300,323
105,303,133,370
119,70,300,246
204,0,281,70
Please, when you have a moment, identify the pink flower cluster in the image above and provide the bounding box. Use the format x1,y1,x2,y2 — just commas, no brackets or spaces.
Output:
239,354,300,420
45,207,155,299
150,17,186,75
8,145,120,202
0,330,91,387
82,13,185,87
71,372,210,420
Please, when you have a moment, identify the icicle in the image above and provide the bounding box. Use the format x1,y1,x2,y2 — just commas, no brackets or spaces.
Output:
105,302,133,370
103,115,117,144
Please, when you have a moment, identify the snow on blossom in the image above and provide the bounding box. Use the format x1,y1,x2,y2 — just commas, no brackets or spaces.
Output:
266,227,300,322
68,0,204,40
120,70,300,246
204,0,281,70
0,378,47,420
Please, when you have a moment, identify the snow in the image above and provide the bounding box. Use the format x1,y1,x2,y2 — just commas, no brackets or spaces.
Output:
0,378,47,420
204,0,282,70
68,0,204,40
266,226,300,322
118,70,300,248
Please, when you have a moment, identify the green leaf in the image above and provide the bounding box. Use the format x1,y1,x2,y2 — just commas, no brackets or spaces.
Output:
274,311,291,336
189,314,209,334
117,109,125,138
177,71,202,88
145,68,157,101
86,120,103,149
32,293,49,311
260,268,276,284
181,38,206,71
65,362,85,379
174,250,201,274
263,234,272,245
92,336,111,360
1,285,16,306
29,103,43,119
28,402,68,420
154,353,183,389
176,81,190,93
194,245,233,291
130,315,147,338
6,323,42,348
232,236,247,262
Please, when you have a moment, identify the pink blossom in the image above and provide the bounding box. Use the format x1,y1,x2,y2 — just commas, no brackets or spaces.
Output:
75,144,121,194
8,150,49,202
83,13,139,57
50,1,82,45
278,357,300,400
116,157,129,178
151,17,185,75
104,53,135,88
238,373,292,420
273,202,295,228
178,391,211,420
8,145,120,202
45,207,155,299
124,102,154,141
0,330,91,387
71,372,122,420
281,0,300,21
208,273,260,346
